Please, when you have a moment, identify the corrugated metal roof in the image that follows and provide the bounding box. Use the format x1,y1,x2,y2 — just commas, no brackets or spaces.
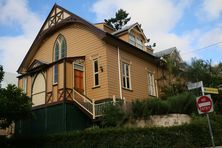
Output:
111,23,137,35
154,47,177,57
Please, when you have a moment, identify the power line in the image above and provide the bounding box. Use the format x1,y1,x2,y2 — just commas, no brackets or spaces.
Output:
181,41,222,55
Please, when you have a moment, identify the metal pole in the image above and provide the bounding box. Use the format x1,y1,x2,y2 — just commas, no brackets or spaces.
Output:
201,85,215,148
206,114,215,148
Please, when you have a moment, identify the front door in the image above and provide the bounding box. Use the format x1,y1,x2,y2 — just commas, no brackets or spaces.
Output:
74,63,84,94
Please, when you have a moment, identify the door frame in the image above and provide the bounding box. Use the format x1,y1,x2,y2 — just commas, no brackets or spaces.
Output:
73,62,85,95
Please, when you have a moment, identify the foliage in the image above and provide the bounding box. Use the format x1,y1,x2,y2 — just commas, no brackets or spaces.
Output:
131,92,196,119
0,65,4,84
160,56,187,97
2,115,222,147
185,58,222,87
167,92,197,114
131,99,144,119
101,102,125,127
0,84,32,129
104,9,131,30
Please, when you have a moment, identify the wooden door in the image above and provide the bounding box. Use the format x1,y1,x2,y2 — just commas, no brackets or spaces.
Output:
74,69,84,94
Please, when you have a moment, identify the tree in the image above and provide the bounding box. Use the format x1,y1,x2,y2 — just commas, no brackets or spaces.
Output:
185,58,222,87
104,9,131,30
0,65,4,84
0,66,32,129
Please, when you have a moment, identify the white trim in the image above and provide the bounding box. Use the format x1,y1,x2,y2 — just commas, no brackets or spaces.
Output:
122,62,132,90
118,47,122,99
147,72,156,96
23,77,27,94
155,80,159,97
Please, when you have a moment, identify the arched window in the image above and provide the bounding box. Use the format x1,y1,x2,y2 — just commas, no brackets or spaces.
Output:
53,34,67,61
53,34,67,84
32,73,46,107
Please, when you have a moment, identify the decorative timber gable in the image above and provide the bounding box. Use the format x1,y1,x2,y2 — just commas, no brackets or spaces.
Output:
42,5,71,31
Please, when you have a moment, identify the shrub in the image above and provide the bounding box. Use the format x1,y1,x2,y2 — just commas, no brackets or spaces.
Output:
131,99,144,119
101,103,125,127
146,98,170,115
3,115,222,147
167,92,197,114
131,92,197,118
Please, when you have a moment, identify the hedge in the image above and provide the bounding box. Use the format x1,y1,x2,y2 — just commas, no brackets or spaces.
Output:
1,114,222,148
132,92,197,119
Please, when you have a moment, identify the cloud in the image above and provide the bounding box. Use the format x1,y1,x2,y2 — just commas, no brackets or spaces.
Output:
198,0,222,20
0,0,42,73
92,0,222,63
91,0,194,59
92,0,191,33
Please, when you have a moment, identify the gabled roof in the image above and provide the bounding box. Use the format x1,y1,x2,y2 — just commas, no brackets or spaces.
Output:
112,23,148,41
27,59,48,72
154,47,183,62
111,23,136,35
17,4,157,74
17,4,106,74
154,47,177,57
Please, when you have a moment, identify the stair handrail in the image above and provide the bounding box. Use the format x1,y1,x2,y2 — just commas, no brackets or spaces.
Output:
73,89,94,117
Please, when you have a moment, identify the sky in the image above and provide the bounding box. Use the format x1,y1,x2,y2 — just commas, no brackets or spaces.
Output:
0,0,222,73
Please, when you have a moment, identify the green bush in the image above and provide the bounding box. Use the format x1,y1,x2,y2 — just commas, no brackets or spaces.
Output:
101,103,125,127
167,92,197,114
147,98,170,115
131,92,197,118
3,115,222,147
131,99,144,119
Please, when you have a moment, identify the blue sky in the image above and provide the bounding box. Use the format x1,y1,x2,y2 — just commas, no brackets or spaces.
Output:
0,0,222,73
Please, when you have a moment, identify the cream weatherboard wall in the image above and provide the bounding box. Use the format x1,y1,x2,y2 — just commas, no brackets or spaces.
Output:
20,23,110,104
106,44,158,101
18,22,159,106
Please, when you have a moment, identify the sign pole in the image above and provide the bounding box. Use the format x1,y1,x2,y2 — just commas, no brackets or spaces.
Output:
206,114,215,148
201,86,215,148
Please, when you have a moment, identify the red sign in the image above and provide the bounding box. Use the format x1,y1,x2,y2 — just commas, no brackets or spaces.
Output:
196,95,214,114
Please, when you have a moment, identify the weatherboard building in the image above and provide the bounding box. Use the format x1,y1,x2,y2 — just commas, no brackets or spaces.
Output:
16,4,179,135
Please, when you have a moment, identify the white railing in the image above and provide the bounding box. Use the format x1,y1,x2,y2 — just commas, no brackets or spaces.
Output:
73,89,125,119
73,89,94,117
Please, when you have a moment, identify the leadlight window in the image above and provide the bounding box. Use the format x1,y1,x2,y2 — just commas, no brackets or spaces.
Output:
53,64,58,84
53,34,67,84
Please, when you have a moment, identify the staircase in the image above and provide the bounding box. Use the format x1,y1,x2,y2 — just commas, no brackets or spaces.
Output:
73,89,121,119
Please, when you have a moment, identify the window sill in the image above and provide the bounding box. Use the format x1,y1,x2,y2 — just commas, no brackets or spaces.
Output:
53,83,58,86
148,94,156,97
122,87,133,92
92,85,100,89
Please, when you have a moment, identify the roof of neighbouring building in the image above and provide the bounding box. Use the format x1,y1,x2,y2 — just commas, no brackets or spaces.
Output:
154,47,177,58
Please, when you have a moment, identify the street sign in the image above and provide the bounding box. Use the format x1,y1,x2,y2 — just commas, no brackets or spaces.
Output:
204,87,219,94
187,81,203,90
196,95,214,114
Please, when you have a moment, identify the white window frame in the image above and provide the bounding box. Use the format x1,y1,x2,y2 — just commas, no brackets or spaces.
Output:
93,58,99,87
122,62,131,90
136,36,143,50
129,33,136,46
23,77,27,94
147,72,156,96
